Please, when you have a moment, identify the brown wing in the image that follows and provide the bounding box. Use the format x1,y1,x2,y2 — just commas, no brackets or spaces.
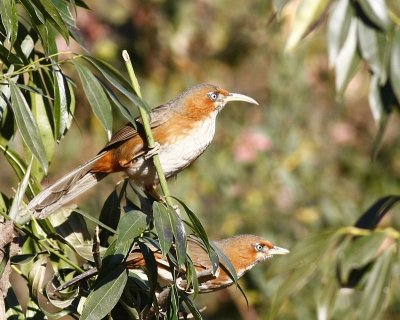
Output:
187,236,212,271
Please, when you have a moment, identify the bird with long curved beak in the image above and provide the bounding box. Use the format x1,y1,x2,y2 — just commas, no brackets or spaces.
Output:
29,83,258,218
56,234,289,293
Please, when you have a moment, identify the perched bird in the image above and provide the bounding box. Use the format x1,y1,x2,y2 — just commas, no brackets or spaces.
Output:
29,83,258,218
56,234,289,293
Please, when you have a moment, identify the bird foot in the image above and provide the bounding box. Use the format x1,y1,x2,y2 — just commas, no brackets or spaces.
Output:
144,142,161,160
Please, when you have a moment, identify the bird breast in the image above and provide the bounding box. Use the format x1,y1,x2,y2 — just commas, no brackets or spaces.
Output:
125,111,218,186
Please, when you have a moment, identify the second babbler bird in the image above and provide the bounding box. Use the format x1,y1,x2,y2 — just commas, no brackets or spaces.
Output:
29,83,258,218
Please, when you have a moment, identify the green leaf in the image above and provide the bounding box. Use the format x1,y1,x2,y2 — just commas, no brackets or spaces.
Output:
0,144,41,197
8,157,33,222
29,254,48,298
358,0,391,31
357,18,387,82
316,280,339,320
49,208,93,261
153,202,174,255
116,210,148,245
169,206,187,267
269,230,341,318
31,84,55,179
9,82,48,174
81,55,150,113
25,298,43,320
339,232,387,282
0,0,18,48
335,18,361,95
359,247,394,320
167,286,179,320
211,242,238,284
179,291,203,320
285,0,330,51
369,74,389,124
53,66,69,141
327,0,352,66
173,198,219,273
34,0,69,42
80,266,128,320
390,29,400,102
74,61,113,140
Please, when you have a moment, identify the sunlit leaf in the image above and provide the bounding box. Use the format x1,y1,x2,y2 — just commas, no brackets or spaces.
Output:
357,18,386,82
9,82,48,174
37,0,69,42
53,66,69,141
8,157,32,222
359,247,394,320
74,61,113,140
327,0,352,66
358,0,391,31
29,254,48,298
0,144,41,197
153,202,174,255
285,0,330,51
390,29,400,102
116,209,148,245
0,0,18,48
80,266,128,320
25,298,43,320
335,18,360,95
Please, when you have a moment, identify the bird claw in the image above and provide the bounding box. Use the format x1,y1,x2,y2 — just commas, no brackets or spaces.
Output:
144,142,161,160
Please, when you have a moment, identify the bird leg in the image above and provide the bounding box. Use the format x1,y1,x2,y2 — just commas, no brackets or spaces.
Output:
144,141,161,160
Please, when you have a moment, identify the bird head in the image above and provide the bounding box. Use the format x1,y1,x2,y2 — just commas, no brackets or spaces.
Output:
217,234,289,278
176,83,259,120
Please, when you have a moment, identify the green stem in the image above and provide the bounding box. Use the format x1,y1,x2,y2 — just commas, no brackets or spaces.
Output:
122,50,173,207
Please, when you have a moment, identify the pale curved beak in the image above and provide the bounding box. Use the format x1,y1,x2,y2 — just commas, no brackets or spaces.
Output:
268,246,290,256
225,93,259,105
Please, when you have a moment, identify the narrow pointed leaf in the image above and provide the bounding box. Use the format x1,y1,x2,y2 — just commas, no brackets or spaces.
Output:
285,0,330,51
179,288,203,319
358,0,391,31
153,202,174,255
81,55,150,113
74,61,112,140
36,0,69,41
339,232,387,282
80,266,128,320
327,0,352,66
335,19,360,95
390,29,400,102
9,158,32,222
357,18,386,82
0,0,18,48
359,247,393,320
53,66,69,141
116,209,148,245
169,206,187,266
9,82,48,173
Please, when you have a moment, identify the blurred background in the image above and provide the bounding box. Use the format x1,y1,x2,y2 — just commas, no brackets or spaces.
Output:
3,0,400,318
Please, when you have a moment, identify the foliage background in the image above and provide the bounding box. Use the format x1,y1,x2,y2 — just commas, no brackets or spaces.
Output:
2,0,400,319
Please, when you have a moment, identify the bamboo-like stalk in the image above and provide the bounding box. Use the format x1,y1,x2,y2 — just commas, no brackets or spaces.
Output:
122,50,173,207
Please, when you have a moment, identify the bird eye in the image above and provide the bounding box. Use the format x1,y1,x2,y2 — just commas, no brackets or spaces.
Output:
208,92,218,102
255,244,264,252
